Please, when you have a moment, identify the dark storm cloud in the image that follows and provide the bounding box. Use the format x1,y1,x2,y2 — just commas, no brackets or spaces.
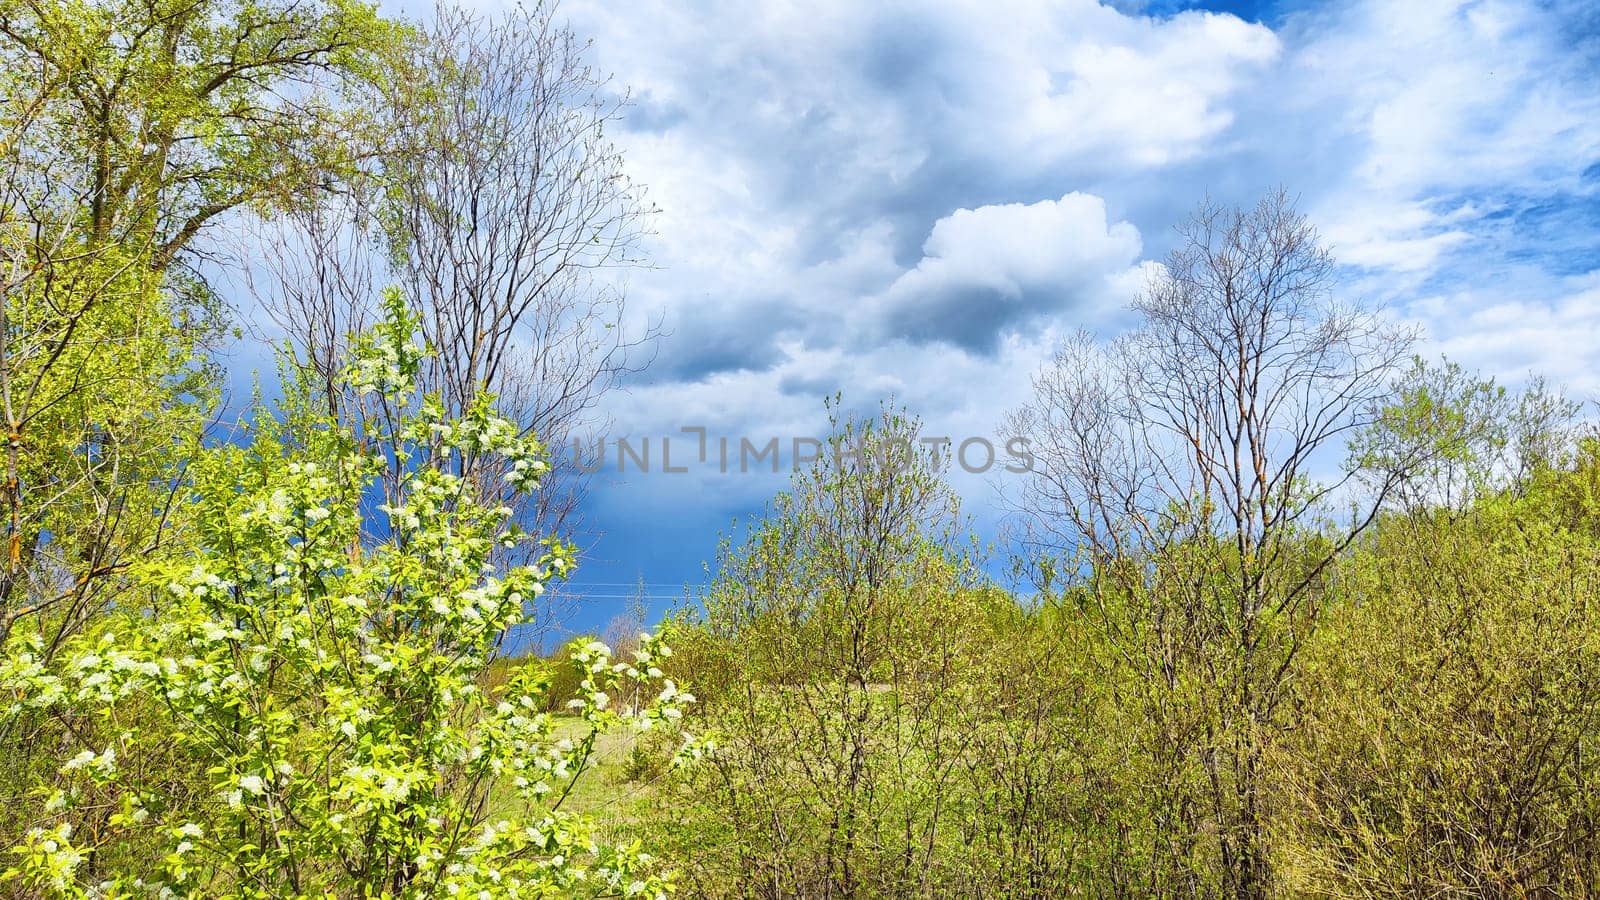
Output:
646,299,801,382
569,0,1284,370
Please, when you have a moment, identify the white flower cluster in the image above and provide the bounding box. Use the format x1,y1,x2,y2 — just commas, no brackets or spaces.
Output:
0,635,64,713
407,393,551,498
471,674,567,803
9,824,83,893
451,404,551,495
425,812,669,900
345,290,425,398
0,293,701,898
380,466,462,535
563,635,701,745
335,762,425,806
61,745,117,780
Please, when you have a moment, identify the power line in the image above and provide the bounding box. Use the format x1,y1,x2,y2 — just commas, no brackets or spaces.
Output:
546,585,695,592
559,595,690,601
555,582,696,588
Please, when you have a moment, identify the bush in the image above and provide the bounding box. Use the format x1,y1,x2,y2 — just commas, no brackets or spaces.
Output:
0,293,702,898
1274,449,1600,895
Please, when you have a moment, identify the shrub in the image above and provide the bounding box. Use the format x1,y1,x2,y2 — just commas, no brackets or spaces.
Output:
0,291,703,898
1274,445,1600,895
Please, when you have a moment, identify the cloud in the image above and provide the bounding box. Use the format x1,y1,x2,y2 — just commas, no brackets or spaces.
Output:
993,9,1281,168
568,0,1284,367
1284,0,1600,283
869,193,1146,352
648,300,800,381
443,0,1600,620
1419,271,1600,399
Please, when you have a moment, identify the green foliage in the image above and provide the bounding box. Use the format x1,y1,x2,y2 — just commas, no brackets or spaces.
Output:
653,404,971,895
534,635,603,715
643,359,1600,897
0,0,399,258
940,594,1146,894
0,0,403,709
0,297,701,898
648,403,1143,896
1349,356,1580,511
4,50,1598,895
1276,444,1600,894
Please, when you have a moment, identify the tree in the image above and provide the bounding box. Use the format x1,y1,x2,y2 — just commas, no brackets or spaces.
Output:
1007,190,1415,894
1348,356,1580,515
661,401,994,896
257,0,659,548
603,579,652,712
0,292,701,898
0,0,396,643
1,0,391,266
1268,362,1595,893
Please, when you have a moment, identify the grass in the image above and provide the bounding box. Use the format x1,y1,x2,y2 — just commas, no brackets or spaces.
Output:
481,654,677,841
487,714,666,840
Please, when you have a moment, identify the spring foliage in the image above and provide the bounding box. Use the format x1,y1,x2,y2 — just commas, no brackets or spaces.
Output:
1,292,703,898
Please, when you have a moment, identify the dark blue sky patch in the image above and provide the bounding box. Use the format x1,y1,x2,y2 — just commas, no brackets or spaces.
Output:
1465,188,1600,277
1548,0,1600,57
881,284,1023,354
639,301,801,383
1134,0,1306,26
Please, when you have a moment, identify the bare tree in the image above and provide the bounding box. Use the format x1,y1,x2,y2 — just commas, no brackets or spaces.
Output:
257,0,659,540
252,1,661,648
1007,190,1416,896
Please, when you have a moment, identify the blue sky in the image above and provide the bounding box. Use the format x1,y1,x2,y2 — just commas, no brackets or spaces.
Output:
241,0,1600,645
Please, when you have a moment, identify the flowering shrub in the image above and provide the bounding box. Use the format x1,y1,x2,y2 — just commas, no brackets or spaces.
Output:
0,290,702,898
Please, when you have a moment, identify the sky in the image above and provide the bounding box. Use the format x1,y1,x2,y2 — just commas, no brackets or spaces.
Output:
297,0,1600,643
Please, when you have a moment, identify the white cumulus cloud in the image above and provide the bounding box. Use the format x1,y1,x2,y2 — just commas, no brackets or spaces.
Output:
869,192,1147,350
